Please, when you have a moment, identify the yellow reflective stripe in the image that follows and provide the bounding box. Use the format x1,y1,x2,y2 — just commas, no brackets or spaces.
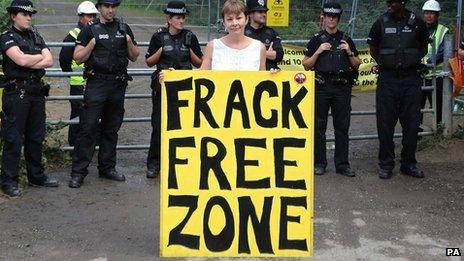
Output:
424,24,449,73
68,27,85,85
69,27,81,40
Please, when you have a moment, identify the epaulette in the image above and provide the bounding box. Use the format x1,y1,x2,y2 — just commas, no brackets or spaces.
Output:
1,29,13,36
156,27,169,34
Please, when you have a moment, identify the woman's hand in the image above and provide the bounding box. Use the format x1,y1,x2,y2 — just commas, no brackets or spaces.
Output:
158,67,175,84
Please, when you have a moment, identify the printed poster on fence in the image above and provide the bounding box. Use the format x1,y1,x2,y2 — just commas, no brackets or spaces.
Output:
266,0,290,27
278,45,378,92
160,70,314,257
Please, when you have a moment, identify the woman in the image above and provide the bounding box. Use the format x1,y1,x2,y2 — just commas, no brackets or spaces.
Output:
145,0,203,178
200,0,266,71
0,0,57,197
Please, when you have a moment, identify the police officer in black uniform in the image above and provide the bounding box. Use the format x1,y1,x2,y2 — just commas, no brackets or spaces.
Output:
368,0,429,179
145,0,203,178
68,0,139,188
302,2,360,177
0,0,59,197
245,0,283,70
59,1,99,147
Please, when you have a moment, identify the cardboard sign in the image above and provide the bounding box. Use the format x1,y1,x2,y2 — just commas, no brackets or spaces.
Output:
160,70,314,257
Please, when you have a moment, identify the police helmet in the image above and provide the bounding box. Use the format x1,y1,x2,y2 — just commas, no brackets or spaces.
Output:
322,2,342,17
246,0,268,12
6,0,37,14
163,1,189,15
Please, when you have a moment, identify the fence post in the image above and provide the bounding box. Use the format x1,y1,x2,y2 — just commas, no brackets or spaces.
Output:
442,34,454,137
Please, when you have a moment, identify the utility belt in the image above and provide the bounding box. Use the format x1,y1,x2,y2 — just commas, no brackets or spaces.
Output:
2,78,50,97
379,66,423,77
83,70,133,82
315,73,351,86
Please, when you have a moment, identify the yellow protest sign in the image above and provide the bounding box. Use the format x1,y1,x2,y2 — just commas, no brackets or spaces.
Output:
278,44,306,71
266,0,290,27
160,70,314,257
279,45,378,92
352,48,378,92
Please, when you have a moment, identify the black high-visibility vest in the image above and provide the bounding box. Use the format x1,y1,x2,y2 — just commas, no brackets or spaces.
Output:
156,28,192,70
86,19,129,74
379,12,422,69
314,31,351,75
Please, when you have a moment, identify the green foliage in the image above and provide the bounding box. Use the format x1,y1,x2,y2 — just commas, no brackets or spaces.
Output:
417,124,446,151
0,0,8,32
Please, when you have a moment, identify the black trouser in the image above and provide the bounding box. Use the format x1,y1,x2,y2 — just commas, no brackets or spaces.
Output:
1,88,46,187
421,77,443,125
71,77,126,177
68,85,84,146
376,70,422,170
147,80,161,171
68,85,101,146
315,81,352,171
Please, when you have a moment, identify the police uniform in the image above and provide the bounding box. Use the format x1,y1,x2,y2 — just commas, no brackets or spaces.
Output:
420,23,448,125
59,22,88,146
245,25,283,70
245,0,283,70
0,0,58,197
305,30,358,174
368,9,429,178
145,10,203,178
70,17,137,184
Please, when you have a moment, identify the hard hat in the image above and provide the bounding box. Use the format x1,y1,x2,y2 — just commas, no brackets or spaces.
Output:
77,1,99,15
422,0,441,12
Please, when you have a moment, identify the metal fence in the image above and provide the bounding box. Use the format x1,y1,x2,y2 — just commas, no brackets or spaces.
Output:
43,37,455,151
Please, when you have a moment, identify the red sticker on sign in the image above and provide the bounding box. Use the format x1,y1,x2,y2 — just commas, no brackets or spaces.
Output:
294,73,306,84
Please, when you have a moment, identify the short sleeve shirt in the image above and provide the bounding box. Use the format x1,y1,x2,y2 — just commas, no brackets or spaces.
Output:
367,10,429,50
304,30,358,58
145,28,203,60
76,19,137,47
0,27,48,79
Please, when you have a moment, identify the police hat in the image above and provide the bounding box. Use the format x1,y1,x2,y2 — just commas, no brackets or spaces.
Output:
163,1,189,15
6,0,37,14
322,2,343,16
247,0,268,12
96,0,120,6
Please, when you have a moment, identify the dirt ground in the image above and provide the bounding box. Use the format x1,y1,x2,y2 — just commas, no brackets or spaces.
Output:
1,1,464,260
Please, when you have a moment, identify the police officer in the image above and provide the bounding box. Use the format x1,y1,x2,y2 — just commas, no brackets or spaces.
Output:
59,1,99,147
420,0,448,127
0,0,58,197
367,0,429,179
68,0,139,188
145,0,203,178
245,0,283,70
302,2,361,177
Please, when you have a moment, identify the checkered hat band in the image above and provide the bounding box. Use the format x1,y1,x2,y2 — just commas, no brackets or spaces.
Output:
166,7,186,13
12,5,35,12
323,8,341,14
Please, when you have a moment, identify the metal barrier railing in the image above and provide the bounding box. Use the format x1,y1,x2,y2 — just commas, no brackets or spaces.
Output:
44,38,443,151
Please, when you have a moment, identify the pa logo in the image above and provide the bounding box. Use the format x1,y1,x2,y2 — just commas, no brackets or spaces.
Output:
446,248,461,256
